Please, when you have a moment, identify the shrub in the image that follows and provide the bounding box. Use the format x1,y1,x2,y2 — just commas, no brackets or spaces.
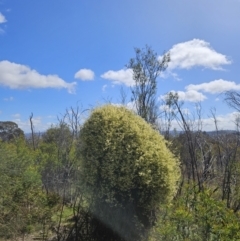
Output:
79,105,180,241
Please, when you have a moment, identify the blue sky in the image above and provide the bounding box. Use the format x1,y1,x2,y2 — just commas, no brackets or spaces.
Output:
0,0,240,132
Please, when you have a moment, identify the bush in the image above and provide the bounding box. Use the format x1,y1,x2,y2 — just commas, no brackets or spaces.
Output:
79,105,180,241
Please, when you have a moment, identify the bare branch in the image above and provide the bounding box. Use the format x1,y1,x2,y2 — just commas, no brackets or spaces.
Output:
29,112,36,150
225,91,240,112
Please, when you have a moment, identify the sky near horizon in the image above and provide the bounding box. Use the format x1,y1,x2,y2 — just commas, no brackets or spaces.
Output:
0,0,240,133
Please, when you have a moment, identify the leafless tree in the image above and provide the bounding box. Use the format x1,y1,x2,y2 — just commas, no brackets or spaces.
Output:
225,91,240,112
165,92,217,192
211,109,240,210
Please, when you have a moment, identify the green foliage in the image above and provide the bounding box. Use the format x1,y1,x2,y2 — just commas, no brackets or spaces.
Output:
150,185,240,241
2,105,240,240
0,121,24,142
0,138,64,240
0,139,43,238
42,123,73,147
79,105,180,241
39,124,78,199
127,46,170,125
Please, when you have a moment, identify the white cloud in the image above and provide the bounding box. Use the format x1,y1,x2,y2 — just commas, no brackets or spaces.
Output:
126,101,137,112
110,101,137,113
160,111,240,132
167,39,231,70
186,79,240,94
161,79,240,103
12,113,20,118
177,90,207,102
102,84,107,92
159,104,190,115
201,112,240,131
0,60,76,93
13,115,55,133
101,69,134,86
74,68,94,81
161,90,207,103
3,96,14,101
111,101,137,113
159,104,172,113
0,13,6,24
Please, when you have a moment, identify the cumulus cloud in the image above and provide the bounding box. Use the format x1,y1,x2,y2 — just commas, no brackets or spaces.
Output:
0,13,6,24
202,112,240,131
186,79,240,94
161,79,240,103
167,39,231,70
101,69,134,86
161,90,207,103
74,68,95,81
0,60,76,93
162,111,240,132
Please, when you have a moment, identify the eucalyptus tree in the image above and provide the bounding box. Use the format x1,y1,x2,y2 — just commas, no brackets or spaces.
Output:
127,45,170,125
0,121,24,141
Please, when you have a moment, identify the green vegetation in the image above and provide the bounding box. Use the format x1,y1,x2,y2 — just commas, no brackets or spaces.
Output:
127,45,170,125
79,105,180,241
0,121,24,142
1,101,240,240
1,46,240,240
0,138,52,239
